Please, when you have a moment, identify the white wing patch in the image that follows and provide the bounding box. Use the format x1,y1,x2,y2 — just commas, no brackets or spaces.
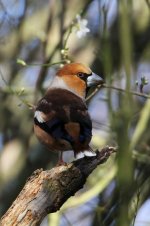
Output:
34,111,45,123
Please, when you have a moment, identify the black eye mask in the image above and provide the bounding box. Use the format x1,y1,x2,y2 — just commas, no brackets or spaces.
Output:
77,72,92,82
76,72,93,97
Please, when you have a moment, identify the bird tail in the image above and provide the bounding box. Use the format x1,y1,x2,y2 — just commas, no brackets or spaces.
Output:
75,147,96,160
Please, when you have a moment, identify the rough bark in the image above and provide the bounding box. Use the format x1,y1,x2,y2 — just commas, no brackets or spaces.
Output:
0,147,115,226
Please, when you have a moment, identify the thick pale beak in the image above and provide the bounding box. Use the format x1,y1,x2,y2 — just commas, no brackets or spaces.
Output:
87,72,104,87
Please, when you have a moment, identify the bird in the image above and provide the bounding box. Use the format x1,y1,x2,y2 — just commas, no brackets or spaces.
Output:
34,63,104,164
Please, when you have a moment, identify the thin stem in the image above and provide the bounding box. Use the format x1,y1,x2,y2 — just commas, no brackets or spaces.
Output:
0,68,34,109
20,61,66,67
86,85,102,101
86,83,150,102
63,25,73,50
132,188,141,226
18,99,35,109
103,84,150,99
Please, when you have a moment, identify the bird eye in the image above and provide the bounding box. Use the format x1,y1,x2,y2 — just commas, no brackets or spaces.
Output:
77,72,85,78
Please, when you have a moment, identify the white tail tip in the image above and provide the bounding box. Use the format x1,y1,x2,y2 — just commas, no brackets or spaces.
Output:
83,150,96,157
76,152,85,159
75,150,96,160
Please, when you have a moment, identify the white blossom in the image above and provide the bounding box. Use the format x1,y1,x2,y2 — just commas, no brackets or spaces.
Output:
75,14,90,39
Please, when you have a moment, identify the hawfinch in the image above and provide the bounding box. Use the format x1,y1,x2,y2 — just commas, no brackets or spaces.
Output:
34,63,104,164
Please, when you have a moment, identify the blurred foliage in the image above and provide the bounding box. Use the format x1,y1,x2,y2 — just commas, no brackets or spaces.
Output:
0,0,150,226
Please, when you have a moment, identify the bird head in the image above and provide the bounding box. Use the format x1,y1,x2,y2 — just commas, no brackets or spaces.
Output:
50,63,104,98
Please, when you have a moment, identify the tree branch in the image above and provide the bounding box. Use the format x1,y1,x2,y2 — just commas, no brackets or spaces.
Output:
0,147,115,226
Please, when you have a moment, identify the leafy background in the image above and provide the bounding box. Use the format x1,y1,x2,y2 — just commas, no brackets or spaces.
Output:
0,0,150,226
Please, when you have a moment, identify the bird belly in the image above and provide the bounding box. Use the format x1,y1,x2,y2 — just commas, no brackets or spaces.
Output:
34,124,72,152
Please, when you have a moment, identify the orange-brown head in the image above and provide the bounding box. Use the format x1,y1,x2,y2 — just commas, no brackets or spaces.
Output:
49,63,104,98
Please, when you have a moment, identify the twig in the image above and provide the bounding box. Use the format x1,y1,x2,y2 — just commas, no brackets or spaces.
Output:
17,60,66,67
86,83,150,101
63,26,73,50
0,68,35,110
103,84,150,99
86,84,103,101
132,188,141,226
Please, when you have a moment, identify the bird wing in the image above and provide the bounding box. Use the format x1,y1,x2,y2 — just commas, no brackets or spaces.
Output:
34,89,92,145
